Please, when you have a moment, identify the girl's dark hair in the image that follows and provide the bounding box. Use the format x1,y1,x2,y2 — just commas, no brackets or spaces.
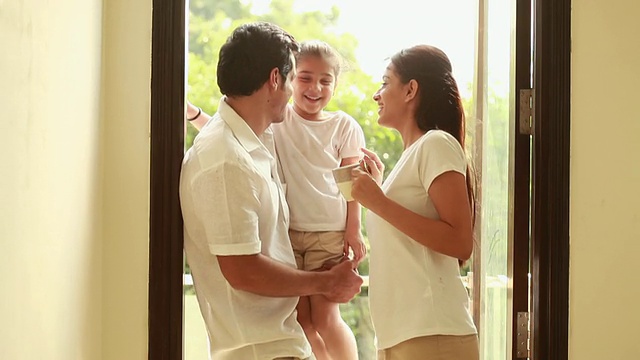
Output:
390,45,478,260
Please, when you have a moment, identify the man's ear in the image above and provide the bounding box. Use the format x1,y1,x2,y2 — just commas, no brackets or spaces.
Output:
405,79,418,102
269,67,281,91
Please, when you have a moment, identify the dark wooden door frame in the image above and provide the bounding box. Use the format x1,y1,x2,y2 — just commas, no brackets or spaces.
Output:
512,0,533,358
146,0,570,359
148,0,186,358
530,0,571,358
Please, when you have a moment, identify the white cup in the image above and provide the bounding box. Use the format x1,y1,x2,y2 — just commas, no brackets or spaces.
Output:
332,163,360,201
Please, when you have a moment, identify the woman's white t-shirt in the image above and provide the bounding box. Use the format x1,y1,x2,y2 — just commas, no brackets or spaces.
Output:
366,130,477,350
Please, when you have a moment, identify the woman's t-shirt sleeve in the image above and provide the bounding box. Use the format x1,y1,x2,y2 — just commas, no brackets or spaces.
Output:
418,131,467,192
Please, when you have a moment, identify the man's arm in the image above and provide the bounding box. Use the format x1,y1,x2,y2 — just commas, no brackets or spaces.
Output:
218,254,362,303
187,162,361,302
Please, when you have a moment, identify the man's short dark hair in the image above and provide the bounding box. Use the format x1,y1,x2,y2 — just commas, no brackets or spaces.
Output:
217,22,299,97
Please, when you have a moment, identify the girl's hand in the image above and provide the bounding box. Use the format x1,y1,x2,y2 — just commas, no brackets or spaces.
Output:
343,231,367,265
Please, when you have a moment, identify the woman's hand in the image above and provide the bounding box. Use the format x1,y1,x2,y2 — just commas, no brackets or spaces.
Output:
351,148,387,211
360,148,384,184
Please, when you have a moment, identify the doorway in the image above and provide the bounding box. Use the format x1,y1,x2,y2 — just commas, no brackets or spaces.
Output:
148,0,570,359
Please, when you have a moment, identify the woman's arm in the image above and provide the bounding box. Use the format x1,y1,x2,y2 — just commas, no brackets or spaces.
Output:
186,101,211,130
352,156,473,260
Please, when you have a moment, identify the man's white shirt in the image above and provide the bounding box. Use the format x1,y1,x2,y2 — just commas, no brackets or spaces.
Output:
179,98,311,360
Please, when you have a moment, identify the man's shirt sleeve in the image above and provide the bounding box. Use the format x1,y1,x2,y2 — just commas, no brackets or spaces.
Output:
190,162,262,256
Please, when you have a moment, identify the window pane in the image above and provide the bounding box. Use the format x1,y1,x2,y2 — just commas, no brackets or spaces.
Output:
184,275,209,360
471,0,515,358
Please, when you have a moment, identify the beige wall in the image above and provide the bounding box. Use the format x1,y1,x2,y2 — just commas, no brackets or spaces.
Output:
0,0,151,359
101,0,152,359
570,0,640,359
0,0,104,359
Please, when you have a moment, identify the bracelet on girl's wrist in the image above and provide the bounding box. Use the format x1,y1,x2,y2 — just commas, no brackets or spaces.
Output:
187,107,202,121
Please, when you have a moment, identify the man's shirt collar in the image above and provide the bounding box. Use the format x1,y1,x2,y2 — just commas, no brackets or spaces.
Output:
218,97,265,154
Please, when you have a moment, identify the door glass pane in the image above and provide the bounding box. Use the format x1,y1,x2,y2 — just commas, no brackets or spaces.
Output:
468,0,516,359
183,1,518,359
184,272,209,360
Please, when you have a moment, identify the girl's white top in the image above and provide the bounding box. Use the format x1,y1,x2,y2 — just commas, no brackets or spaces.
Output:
273,105,365,231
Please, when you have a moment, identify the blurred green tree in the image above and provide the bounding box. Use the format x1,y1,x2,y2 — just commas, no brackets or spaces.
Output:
186,0,403,177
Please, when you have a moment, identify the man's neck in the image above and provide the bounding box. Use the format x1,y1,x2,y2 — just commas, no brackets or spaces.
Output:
225,95,270,136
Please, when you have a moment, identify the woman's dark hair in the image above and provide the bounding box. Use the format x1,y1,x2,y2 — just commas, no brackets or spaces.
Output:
217,22,299,96
391,45,478,258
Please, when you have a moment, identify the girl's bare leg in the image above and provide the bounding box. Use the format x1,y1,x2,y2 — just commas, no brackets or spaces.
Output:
297,296,331,360
310,294,358,360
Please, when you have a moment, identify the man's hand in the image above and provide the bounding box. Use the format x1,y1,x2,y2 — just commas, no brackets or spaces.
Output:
322,259,363,303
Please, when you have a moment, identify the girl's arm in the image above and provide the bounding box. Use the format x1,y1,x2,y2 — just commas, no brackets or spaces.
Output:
340,156,366,264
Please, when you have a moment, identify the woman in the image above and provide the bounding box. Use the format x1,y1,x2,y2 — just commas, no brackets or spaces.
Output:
351,45,479,360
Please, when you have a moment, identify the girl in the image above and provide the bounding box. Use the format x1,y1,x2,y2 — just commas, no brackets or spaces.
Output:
272,40,365,360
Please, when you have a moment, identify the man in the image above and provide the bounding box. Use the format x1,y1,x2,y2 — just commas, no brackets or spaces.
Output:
179,22,363,360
